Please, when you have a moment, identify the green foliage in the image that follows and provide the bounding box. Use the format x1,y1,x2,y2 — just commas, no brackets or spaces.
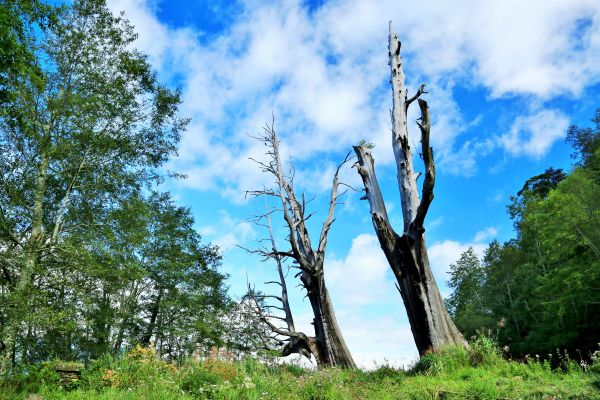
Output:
467,336,503,367
0,0,231,375
590,346,600,374
567,108,600,166
411,336,502,376
367,365,405,381
27,362,62,387
357,139,375,149
447,108,600,359
445,248,493,338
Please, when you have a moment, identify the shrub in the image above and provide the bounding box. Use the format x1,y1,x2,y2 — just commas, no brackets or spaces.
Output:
81,345,179,391
411,346,470,375
468,335,503,367
27,362,62,387
179,364,223,396
368,365,405,381
282,363,305,378
202,358,239,382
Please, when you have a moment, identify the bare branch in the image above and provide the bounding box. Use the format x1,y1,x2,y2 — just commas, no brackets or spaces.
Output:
353,145,399,256
317,151,353,261
266,210,296,332
405,83,427,109
264,280,283,286
245,117,356,367
412,98,434,232
389,24,420,232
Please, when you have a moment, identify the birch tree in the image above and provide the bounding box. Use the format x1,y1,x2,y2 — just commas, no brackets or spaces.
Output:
0,0,186,373
353,23,467,355
247,122,356,368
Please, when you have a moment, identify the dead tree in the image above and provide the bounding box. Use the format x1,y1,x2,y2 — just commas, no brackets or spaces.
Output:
243,212,322,363
352,22,467,355
246,121,356,368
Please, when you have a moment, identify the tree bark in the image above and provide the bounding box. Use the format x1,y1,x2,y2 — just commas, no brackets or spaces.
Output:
247,123,356,368
301,269,355,367
140,287,163,346
352,23,467,355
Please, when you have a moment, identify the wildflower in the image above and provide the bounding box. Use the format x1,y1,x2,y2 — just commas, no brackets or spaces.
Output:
242,376,256,389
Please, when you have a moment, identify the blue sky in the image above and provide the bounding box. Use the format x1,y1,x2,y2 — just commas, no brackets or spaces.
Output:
106,0,600,368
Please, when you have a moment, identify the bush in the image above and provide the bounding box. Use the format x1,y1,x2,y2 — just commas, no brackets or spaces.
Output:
80,345,179,392
179,364,223,396
411,346,470,375
468,335,503,367
27,362,62,387
202,358,239,382
282,363,305,378
368,365,405,381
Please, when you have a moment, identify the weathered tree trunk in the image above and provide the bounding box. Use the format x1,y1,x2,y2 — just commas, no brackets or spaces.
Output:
247,123,355,368
353,23,467,355
301,270,355,367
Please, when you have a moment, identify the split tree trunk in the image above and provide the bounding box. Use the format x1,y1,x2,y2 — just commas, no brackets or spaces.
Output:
353,23,467,355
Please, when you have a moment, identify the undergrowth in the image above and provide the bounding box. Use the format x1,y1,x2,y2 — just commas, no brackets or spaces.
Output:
1,339,599,399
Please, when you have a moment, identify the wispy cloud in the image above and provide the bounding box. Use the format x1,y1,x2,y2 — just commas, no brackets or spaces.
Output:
499,109,570,158
108,0,600,200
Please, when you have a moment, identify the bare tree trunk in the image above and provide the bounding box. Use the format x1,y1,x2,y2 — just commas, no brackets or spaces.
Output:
247,123,356,368
301,270,355,367
353,23,467,355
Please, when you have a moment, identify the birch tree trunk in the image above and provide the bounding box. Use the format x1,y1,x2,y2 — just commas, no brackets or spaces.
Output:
353,23,467,355
0,137,50,375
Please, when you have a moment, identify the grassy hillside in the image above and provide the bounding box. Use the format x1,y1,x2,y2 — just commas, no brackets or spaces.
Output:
2,339,599,400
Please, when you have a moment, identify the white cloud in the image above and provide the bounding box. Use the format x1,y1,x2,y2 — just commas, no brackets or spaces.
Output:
397,0,600,98
500,109,570,158
201,209,257,251
336,314,418,369
474,227,498,243
428,240,487,294
108,0,600,196
326,233,393,306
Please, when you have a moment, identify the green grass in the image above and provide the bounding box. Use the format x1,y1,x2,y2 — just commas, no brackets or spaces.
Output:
2,340,599,399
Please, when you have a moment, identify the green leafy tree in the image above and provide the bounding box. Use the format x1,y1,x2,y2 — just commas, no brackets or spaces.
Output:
518,161,600,354
0,0,187,373
447,108,600,357
566,109,600,167
446,248,492,339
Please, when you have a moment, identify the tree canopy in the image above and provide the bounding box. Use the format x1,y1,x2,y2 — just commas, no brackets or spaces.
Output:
0,0,230,374
448,109,600,357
